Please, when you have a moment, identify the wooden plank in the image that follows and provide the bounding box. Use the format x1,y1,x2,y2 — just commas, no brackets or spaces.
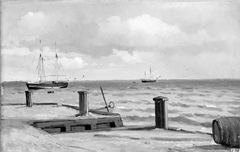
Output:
43,128,61,133
1,102,58,106
33,103,58,106
62,103,79,110
96,123,111,129
71,125,86,132
1,103,26,106
90,110,120,116
34,118,121,128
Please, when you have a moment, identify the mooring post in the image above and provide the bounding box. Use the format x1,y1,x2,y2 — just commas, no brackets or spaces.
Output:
153,96,168,129
25,91,33,107
76,91,89,116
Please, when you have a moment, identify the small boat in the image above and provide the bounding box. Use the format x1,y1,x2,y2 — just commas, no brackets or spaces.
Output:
141,67,161,83
26,41,69,90
26,81,68,90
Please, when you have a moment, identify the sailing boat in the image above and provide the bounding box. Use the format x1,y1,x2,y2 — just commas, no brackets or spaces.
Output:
141,67,160,83
26,41,69,90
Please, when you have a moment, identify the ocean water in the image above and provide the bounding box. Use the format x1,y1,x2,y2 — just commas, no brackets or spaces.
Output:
2,79,240,133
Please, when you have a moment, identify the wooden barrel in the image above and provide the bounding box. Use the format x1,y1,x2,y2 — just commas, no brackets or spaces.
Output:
212,117,240,148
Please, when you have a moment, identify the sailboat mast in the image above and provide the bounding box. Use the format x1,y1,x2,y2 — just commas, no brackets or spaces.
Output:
55,42,59,83
41,53,46,82
150,67,152,79
38,40,46,82
55,53,59,83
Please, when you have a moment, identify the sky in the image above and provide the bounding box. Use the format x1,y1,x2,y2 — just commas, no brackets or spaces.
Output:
1,0,240,81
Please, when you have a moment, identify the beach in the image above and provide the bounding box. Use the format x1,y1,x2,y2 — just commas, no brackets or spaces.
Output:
1,79,240,151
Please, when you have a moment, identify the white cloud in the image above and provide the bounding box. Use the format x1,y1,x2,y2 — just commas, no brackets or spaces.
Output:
112,49,142,64
109,63,117,67
91,62,98,66
96,14,182,47
128,14,180,36
60,57,88,69
7,12,57,43
112,48,155,65
2,47,31,56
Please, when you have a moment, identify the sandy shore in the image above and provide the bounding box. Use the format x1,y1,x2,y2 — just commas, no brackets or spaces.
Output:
1,105,230,152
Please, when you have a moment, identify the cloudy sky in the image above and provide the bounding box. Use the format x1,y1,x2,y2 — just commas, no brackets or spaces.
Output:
1,0,240,81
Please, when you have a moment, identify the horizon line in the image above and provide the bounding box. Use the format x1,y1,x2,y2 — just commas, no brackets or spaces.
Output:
2,78,240,83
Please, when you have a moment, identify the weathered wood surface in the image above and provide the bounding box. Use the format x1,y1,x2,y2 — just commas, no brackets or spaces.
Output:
77,91,89,116
25,91,33,107
212,117,240,148
153,96,168,129
1,103,58,106
30,115,123,133
100,86,109,112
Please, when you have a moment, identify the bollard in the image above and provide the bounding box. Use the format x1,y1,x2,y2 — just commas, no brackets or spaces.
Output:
76,91,88,116
153,96,168,129
25,91,33,107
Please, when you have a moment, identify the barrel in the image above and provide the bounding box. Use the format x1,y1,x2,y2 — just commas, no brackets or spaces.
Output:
212,117,240,148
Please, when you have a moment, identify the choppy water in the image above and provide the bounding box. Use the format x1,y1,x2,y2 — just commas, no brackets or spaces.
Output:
2,79,240,132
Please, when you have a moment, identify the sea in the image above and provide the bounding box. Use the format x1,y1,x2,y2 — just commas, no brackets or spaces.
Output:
1,79,240,133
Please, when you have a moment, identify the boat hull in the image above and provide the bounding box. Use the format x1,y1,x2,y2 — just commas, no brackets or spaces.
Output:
26,81,68,90
141,79,156,83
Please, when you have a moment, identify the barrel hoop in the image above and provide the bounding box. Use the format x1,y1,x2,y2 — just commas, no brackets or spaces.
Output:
212,120,222,144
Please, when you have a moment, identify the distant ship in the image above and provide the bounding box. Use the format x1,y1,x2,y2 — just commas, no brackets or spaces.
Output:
141,67,161,83
26,41,69,90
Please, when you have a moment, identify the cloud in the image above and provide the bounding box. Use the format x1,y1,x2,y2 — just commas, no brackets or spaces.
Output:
96,14,181,48
8,12,57,43
128,14,180,36
112,48,154,64
2,2,240,81
112,49,142,64
109,63,117,67
60,57,88,69
2,46,31,56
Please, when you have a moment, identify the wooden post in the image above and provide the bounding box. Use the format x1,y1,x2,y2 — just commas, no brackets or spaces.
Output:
153,96,168,129
25,91,33,107
76,91,88,116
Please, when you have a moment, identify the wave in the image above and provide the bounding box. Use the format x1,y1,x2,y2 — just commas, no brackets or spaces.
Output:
228,110,240,115
123,115,155,122
134,108,154,113
159,92,171,95
193,113,220,119
197,105,222,111
183,98,197,102
146,86,159,90
126,86,139,90
217,100,240,105
112,93,126,97
169,102,191,108
169,115,200,126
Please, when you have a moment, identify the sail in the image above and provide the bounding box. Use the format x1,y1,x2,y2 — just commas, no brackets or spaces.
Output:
141,67,160,83
26,40,69,90
37,43,46,82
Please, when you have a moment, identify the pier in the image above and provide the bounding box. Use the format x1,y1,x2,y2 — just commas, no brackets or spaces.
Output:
1,89,238,152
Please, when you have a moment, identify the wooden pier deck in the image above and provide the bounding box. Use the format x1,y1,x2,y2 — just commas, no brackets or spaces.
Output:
1,104,231,152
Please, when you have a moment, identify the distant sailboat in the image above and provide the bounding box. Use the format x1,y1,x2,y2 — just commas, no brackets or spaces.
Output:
26,41,69,90
141,67,161,83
